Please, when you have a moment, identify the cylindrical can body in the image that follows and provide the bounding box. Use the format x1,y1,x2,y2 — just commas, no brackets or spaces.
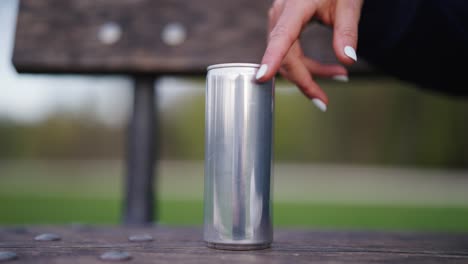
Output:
203,63,274,250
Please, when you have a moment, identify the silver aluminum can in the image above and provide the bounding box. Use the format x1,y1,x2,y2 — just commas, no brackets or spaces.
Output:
203,63,274,250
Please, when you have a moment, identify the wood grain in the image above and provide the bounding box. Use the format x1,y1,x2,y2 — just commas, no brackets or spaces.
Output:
1,226,467,263
12,0,371,75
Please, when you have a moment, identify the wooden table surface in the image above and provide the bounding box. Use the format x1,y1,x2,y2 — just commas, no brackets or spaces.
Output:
1,225,468,263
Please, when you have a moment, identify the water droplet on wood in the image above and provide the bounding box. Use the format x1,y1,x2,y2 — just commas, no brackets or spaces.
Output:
34,233,61,241
99,251,132,261
128,234,153,242
0,251,18,261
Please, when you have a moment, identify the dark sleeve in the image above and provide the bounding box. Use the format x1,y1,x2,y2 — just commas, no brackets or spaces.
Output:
357,0,468,97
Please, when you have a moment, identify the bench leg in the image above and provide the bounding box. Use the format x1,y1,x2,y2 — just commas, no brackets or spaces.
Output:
123,76,158,226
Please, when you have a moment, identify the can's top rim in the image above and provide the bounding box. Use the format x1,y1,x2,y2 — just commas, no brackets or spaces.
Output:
207,63,260,71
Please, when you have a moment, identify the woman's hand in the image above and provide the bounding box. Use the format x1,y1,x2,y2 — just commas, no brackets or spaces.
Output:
256,0,364,111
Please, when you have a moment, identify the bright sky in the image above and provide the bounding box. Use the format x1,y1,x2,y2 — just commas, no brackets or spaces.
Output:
0,0,204,126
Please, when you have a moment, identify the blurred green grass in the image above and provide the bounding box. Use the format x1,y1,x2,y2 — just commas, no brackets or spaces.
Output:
1,195,468,232
1,160,468,232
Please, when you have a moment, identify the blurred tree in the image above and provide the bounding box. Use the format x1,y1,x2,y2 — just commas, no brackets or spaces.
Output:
0,77,467,169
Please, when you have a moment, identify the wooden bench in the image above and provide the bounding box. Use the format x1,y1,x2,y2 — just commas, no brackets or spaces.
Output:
1,225,468,263
9,1,468,263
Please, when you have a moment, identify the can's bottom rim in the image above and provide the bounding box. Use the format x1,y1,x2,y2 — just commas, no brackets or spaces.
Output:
205,242,271,251
207,63,260,71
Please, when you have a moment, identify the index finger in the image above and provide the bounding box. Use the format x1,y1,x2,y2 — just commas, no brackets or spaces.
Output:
256,2,315,81
333,0,363,65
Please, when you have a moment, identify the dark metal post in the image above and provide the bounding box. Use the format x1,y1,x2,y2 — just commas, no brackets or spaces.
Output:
123,76,157,226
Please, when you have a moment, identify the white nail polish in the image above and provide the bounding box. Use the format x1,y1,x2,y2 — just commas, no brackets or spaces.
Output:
256,64,268,80
311,98,327,112
332,75,349,82
344,46,357,61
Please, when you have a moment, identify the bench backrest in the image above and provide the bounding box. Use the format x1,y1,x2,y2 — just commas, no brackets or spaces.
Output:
12,0,370,75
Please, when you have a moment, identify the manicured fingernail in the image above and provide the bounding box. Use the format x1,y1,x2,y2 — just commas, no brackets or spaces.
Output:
332,75,349,82
344,46,357,61
311,98,327,112
256,64,268,80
